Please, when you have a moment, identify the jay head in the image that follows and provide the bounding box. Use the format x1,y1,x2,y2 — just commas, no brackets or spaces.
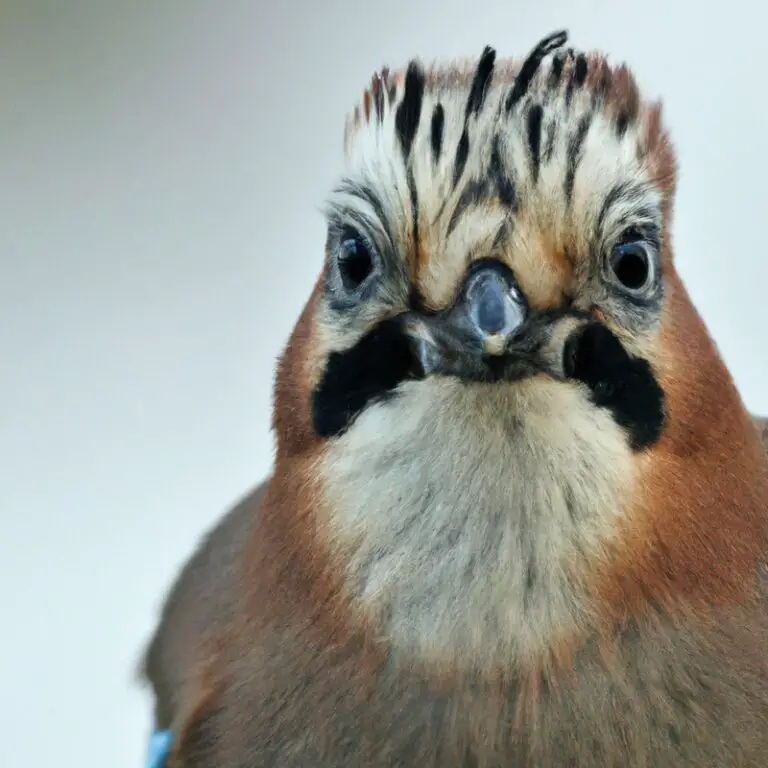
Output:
273,30,768,673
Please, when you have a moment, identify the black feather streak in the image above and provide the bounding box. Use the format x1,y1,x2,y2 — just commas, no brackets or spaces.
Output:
526,104,544,182
431,104,445,164
549,53,565,88
573,53,588,87
372,75,385,122
395,61,426,159
505,29,568,113
453,129,470,187
565,76,575,107
543,118,557,163
489,134,517,208
446,179,489,236
466,46,496,117
564,113,591,204
452,45,498,189
407,166,420,261
387,80,397,106
616,110,629,138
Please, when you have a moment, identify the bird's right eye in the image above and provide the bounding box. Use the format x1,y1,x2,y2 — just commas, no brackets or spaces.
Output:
609,240,651,292
337,228,377,293
606,229,657,298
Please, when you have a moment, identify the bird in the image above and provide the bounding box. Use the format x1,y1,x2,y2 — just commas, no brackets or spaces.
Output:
141,30,768,767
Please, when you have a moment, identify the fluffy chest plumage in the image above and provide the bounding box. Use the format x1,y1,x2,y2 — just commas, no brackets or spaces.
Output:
319,374,634,667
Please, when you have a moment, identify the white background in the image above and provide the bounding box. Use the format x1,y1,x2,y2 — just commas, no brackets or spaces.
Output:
1,1,766,765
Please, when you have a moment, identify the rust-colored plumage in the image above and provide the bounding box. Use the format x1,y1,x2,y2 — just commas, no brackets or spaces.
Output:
142,31,768,766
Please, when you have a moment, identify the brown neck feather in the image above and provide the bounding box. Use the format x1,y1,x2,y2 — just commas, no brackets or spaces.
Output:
272,280,324,461
594,268,768,623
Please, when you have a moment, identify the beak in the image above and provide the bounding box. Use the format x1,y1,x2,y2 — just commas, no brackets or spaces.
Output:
405,260,528,380
464,262,528,355
404,259,588,383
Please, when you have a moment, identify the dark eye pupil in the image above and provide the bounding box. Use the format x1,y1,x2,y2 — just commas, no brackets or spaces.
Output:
610,242,649,291
338,237,374,291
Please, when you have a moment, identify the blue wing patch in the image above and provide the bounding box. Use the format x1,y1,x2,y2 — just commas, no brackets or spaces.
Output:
145,730,174,768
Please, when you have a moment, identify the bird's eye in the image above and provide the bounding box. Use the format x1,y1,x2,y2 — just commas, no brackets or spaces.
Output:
337,229,376,293
608,238,653,294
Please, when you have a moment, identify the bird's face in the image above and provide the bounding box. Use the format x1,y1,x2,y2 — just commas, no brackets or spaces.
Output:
311,34,673,441
274,33,763,670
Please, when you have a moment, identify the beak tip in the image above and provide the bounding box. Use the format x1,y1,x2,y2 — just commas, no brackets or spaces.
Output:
482,334,508,356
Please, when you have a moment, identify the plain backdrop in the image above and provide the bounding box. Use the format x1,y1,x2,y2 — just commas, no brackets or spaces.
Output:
1,1,767,765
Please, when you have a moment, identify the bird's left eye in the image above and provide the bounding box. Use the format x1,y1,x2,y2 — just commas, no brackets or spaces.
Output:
337,230,376,293
608,238,654,294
